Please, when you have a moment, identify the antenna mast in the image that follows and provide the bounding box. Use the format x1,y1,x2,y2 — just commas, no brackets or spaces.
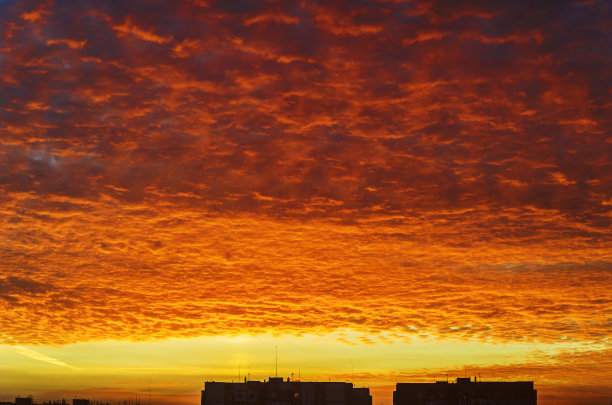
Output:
275,346,278,378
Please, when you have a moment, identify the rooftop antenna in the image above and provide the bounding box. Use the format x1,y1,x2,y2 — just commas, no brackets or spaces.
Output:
275,346,278,378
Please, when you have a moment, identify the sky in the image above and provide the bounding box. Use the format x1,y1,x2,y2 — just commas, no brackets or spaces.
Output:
0,0,611,404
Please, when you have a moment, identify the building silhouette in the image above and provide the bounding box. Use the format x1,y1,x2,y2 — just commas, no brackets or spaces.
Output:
201,377,372,405
394,377,536,405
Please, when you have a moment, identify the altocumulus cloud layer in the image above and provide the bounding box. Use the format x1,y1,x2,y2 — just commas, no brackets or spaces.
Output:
0,0,611,347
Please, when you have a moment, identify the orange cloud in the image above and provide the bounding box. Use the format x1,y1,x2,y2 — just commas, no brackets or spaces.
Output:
46,38,87,49
112,18,173,44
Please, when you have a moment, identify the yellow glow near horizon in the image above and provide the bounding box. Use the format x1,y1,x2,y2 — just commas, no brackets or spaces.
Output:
1,333,608,404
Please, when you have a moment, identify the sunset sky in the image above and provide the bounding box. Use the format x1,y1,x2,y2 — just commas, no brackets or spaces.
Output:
0,0,611,404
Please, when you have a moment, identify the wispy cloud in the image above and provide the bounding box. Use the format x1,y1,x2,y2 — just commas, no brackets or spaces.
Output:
15,346,77,369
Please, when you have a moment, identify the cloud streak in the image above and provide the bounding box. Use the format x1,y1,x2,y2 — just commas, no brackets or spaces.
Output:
14,346,76,368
